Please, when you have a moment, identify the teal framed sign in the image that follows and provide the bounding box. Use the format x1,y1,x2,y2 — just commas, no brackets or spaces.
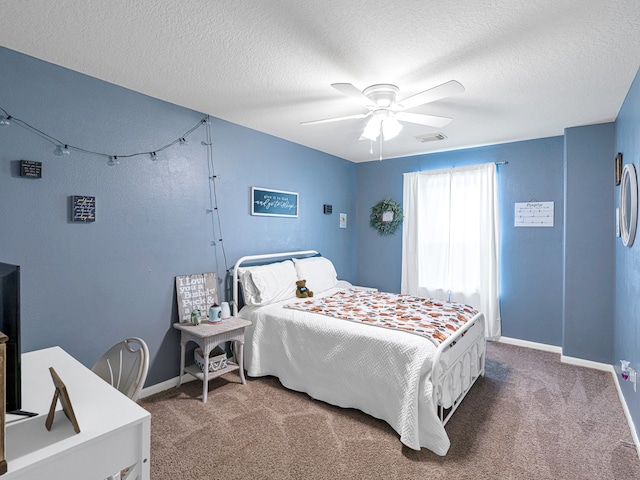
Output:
251,187,298,217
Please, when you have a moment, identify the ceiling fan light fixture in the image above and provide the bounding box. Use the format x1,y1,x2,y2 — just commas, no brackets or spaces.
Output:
306,79,463,147
361,111,402,141
361,115,383,141
382,116,402,140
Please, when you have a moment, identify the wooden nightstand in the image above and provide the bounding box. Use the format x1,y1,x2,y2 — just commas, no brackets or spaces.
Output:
173,317,251,403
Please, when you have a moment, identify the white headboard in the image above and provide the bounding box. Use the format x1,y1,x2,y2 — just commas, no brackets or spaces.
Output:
232,250,319,316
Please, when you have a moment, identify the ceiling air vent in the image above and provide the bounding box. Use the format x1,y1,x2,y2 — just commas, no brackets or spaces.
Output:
415,132,447,143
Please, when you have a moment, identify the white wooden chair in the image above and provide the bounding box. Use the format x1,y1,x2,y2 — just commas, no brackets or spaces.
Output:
91,337,149,402
92,338,149,480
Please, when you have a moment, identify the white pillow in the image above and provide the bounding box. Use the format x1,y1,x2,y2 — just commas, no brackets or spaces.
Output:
237,268,261,306
238,260,298,306
292,256,338,293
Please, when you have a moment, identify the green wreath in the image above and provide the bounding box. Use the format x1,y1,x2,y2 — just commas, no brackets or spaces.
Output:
370,198,403,235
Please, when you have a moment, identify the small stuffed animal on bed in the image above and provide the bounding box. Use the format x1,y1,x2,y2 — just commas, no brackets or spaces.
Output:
296,279,314,298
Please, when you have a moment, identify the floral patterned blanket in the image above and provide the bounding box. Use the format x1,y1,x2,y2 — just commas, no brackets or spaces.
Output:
284,289,479,346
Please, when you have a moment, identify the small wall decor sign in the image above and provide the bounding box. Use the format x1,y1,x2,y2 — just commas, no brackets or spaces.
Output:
251,187,298,217
71,195,96,223
615,152,623,186
20,160,42,178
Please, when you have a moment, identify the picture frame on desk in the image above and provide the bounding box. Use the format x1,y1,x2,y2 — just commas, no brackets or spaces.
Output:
46,367,80,434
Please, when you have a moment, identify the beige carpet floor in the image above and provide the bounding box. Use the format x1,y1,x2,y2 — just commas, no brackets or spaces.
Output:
140,342,640,479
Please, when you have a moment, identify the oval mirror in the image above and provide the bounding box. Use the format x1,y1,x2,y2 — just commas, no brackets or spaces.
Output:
620,163,638,247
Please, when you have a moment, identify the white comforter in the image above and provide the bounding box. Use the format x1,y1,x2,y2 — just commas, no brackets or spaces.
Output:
240,286,452,455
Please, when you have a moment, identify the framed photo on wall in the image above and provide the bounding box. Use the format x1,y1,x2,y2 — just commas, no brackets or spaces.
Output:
251,187,298,217
615,152,623,186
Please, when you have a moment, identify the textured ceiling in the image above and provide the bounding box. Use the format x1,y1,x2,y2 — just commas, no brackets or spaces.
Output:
1,1,639,162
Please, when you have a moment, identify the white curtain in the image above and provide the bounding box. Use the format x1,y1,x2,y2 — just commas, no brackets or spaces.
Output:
401,163,501,339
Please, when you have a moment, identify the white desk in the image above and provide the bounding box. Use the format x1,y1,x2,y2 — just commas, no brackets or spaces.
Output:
3,346,151,479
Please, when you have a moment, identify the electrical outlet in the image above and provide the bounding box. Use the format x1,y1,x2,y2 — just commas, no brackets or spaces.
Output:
620,360,637,392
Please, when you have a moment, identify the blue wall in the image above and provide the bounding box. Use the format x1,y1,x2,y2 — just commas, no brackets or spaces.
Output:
615,66,640,435
563,123,615,362
0,47,356,386
355,138,566,347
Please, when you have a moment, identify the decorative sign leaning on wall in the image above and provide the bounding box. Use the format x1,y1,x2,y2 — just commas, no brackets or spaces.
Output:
175,273,219,323
251,187,298,217
514,201,554,227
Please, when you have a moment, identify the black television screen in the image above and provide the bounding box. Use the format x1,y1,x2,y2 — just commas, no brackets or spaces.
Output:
0,262,21,413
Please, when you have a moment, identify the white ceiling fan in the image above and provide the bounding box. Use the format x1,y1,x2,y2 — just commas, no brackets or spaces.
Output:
302,80,465,141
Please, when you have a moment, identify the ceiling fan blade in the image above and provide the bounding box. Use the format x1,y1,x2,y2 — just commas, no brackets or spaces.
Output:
331,83,376,108
301,112,369,126
395,80,465,111
396,112,452,128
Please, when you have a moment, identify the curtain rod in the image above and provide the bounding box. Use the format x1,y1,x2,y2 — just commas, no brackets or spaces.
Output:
409,161,509,175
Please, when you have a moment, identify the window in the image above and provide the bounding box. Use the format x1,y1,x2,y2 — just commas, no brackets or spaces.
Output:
402,163,501,339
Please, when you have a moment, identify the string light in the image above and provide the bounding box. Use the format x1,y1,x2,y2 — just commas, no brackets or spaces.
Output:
203,117,228,272
4,104,230,308
53,144,70,156
5,103,230,303
0,105,208,165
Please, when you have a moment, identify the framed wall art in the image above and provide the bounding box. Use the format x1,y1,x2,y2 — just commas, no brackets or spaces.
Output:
71,195,95,223
251,187,298,217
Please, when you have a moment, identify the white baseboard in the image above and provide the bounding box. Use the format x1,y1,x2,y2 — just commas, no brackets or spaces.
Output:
612,368,640,460
498,335,638,458
499,336,612,371
497,336,562,354
560,354,613,372
139,374,196,399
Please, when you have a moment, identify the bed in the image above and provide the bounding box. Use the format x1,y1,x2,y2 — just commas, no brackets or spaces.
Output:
232,250,486,456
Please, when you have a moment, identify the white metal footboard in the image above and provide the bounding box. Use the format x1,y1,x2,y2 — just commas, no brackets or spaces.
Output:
431,313,486,425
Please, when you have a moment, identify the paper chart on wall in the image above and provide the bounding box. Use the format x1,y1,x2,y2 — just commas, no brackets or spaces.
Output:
514,201,554,227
